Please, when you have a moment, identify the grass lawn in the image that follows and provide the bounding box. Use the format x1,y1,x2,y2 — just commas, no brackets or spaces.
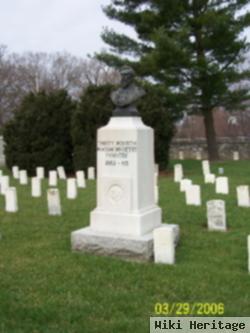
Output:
0,160,250,333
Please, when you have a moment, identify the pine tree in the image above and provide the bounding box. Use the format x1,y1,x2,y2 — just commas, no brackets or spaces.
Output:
4,90,75,174
97,0,250,160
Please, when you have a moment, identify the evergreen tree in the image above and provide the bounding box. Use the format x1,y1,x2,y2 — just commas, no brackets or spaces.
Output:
4,90,75,174
98,0,250,160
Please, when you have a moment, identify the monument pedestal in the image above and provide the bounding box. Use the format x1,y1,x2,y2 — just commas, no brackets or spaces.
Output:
71,116,162,261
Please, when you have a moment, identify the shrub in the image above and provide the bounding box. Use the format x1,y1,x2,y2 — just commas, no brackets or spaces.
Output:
3,90,75,175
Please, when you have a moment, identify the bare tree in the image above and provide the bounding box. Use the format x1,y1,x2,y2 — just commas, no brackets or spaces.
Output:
0,47,119,128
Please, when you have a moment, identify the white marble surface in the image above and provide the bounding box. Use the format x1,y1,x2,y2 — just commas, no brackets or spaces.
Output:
49,170,57,187
12,166,19,179
31,177,41,197
76,171,86,188
153,225,176,264
87,167,95,180
67,178,77,199
174,164,183,183
47,188,61,215
36,166,45,179
0,175,9,194
215,177,229,194
57,166,66,179
89,117,162,237
180,179,192,192
237,186,250,207
19,170,28,185
5,187,18,212
204,173,215,184
207,200,226,231
202,160,210,175
185,185,201,206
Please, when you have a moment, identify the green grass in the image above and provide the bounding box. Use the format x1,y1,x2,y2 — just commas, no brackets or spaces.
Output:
0,160,250,333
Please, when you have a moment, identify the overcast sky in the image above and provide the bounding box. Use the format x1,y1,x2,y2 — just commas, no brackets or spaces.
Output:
0,0,135,58
0,1,249,59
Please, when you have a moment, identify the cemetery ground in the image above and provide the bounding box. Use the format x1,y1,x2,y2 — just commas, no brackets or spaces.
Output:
0,160,250,333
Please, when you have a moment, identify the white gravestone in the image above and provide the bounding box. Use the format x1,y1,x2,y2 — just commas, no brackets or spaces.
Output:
207,200,226,231
248,235,250,273
195,151,202,160
154,172,159,204
154,185,159,204
31,177,41,197
218,167,224,175
154,164,159,176
154,172,158,186
49,170,57,187
12,166,19,179
174,164,183,183
178,151,184,160
180,179,192,192
215,177,229,194
153,225,177,264
67,178,77,199
87,167,95,180
202,160,210,175
204,173,216,184
233,151,239,161
236,186,250,208
19,170,28,185
185,185,201,206
47,189,61,215
57,166,66,180
71,116,163,261
5,187,18,212
76,171,86,188
36,166,45,179
0,175,9,194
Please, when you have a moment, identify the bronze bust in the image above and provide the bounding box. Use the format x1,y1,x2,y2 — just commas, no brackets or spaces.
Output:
111,66,145,117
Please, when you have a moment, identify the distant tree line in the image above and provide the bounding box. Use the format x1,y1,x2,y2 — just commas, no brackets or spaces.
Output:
0,45,119,128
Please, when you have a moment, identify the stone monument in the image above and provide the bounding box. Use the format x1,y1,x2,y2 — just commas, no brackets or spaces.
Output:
71,66,165,261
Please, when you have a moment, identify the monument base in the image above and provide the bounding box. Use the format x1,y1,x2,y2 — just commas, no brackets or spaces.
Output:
71,225,180,262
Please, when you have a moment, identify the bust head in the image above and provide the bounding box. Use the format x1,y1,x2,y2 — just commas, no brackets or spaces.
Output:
120,66,135,88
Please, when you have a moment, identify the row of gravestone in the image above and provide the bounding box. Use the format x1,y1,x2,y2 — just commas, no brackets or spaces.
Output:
174,161,250,207
0,166,96,214
163,160,250,273
178,150,241,161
